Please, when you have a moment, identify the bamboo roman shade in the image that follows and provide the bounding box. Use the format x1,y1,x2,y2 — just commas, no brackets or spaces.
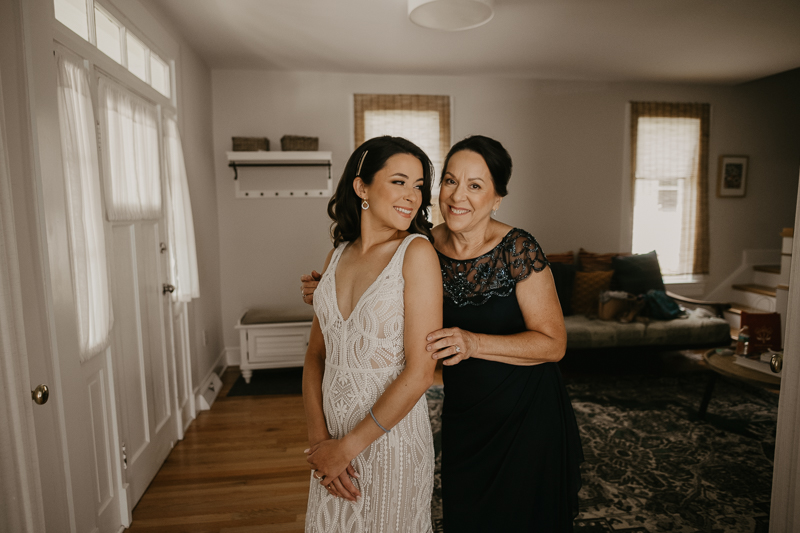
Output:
354,94,451,182
630,102,710,275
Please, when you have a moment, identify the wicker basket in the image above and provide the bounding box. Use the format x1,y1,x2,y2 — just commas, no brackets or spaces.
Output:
280,135,319,151
232,137,270,151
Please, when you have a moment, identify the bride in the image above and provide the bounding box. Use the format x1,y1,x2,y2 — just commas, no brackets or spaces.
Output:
302,136,442,533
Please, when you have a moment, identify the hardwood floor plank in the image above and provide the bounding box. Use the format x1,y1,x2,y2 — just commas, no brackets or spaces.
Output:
126,367,310,532
126,365,444,532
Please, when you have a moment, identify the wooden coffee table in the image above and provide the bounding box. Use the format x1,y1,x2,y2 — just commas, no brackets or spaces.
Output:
699,349,781,418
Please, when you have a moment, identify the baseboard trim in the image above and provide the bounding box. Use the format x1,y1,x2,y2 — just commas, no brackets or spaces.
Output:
193,349,227,397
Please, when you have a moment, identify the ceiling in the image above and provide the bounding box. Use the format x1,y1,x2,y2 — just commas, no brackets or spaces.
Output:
150,0,800,84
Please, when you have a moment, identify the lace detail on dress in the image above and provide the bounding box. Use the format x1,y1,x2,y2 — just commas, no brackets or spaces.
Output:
307,234,434,533
438,228,549,307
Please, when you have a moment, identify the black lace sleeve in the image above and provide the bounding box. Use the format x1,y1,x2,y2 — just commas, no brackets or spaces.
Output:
439,228,550,307
503,228,549,282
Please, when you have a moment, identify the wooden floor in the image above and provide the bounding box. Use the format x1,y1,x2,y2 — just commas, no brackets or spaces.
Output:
126,366,444,532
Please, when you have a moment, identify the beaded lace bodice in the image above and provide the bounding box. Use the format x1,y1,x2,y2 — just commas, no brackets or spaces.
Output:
438,228,549,307
306,234,434,533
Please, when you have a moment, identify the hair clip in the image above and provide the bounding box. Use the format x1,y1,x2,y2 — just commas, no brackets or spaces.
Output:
356,150,368,177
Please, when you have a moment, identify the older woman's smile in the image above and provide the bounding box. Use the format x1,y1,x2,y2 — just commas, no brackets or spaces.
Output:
447,206,471,215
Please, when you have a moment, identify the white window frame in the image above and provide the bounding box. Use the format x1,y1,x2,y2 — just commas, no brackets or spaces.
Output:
54,0,175,104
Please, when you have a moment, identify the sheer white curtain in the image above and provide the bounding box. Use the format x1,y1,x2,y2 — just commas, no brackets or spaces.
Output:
56,52,113,361
98,76,161,221
163,117,199,302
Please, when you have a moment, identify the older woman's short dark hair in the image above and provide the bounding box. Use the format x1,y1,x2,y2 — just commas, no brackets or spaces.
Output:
442,135,512,197
328,136,434,246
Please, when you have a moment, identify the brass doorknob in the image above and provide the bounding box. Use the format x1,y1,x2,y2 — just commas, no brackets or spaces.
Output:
31,384,49,405
163,284,176,295
770,353,783,374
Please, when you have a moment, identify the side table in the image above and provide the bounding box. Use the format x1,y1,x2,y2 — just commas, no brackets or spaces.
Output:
699,349,781,419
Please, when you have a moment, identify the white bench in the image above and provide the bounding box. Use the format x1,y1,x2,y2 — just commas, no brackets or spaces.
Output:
235,309,314,383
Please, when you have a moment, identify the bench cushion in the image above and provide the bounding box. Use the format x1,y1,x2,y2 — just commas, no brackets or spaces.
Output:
565,314,731,349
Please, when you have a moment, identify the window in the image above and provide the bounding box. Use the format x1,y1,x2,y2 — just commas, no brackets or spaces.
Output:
54,0,172,99
125,32,148,82
94,5,122,64
55,50,114,360
54,0,89,41
354,94,451,223
630,103,710,276
98,76,162,221
150,52,171,98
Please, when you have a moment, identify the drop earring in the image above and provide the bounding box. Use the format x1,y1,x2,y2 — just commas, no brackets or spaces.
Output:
361,198,369,210
491,207,498,217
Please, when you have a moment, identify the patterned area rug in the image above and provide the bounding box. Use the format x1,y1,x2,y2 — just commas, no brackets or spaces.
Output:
425,370,777,532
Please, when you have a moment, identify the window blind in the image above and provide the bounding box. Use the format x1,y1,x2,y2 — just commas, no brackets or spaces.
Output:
630,102,710,275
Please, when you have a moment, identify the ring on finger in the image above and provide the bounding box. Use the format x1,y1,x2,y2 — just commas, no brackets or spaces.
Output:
455,345,461,353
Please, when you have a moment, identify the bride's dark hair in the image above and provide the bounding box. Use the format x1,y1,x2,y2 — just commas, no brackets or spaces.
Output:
328,136,434,247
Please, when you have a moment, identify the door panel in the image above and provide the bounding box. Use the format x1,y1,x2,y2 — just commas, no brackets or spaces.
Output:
111,221,177,507
137,222,171,433
87,367,114,513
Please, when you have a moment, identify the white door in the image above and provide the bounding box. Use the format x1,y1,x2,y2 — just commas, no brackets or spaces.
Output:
110,219,178,508
17,8,125,532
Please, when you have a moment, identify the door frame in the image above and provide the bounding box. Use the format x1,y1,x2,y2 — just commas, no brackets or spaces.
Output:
0,63,47,533
770,172,800,531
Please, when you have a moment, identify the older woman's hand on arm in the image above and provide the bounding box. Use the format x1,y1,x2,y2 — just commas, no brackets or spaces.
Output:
305,238,442,498
426,264,566,366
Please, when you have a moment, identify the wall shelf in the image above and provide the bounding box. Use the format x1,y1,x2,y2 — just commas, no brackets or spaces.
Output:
226,151,332,198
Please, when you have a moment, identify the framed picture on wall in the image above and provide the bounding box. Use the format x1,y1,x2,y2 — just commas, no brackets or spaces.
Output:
717,155,748,197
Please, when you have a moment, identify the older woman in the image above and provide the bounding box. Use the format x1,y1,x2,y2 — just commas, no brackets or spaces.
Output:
303,135,582,531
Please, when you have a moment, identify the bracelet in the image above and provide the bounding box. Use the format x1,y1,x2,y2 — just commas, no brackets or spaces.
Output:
369,408,390,434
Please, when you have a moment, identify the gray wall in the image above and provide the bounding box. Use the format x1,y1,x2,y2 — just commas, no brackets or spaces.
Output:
211,69,800,351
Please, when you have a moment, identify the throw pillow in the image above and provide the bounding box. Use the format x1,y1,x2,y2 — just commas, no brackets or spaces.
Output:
610,250,666,295
546,251,575,265
578,248,621,271
550,263,577,316
571,270,614,316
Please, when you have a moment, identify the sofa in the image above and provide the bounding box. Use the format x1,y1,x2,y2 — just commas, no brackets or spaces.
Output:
552,249,732,350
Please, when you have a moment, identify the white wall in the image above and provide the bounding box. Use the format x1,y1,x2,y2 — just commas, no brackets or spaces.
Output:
211,69,800,349
529,73,800,288
211,71,538,348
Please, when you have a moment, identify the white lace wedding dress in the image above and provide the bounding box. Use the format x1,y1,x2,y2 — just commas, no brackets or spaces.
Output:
306,234,434,533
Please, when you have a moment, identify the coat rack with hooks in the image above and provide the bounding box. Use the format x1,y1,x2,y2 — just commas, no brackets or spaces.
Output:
226,151,333,198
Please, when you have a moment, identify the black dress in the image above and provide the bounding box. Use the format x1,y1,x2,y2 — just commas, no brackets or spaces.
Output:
439,228,583,532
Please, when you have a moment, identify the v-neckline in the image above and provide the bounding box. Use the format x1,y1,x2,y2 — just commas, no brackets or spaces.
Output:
331,236,410,322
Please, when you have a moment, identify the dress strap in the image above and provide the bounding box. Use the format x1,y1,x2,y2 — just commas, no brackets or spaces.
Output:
388,233,428,272
325,241,349,278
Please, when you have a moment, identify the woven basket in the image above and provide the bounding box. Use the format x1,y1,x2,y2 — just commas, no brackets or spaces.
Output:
281,135,319,151
232,137,269,151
